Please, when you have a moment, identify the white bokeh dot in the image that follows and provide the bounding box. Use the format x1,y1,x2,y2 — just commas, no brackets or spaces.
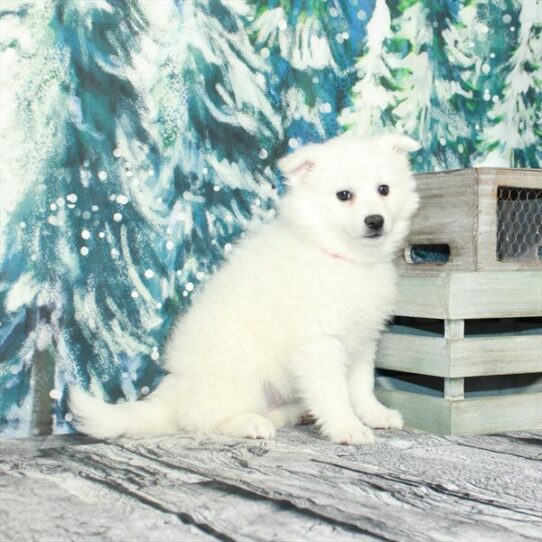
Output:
141,386,150,395
49,389,61,400
319,102,332,114
131,290,139,298
98,170,108,181
288,138,299,149
113,213,123,222
144,269,154,279
186,282,194,292
81,229,91,240
80,246,89,256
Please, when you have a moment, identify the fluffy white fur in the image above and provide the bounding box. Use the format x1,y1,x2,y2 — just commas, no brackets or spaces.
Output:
70,133,420,444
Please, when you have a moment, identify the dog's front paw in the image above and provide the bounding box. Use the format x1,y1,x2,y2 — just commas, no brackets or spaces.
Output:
218,414,276,440
323,419,375,445
360,405,403,430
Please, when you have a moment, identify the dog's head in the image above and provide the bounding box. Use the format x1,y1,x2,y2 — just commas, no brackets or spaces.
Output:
278,133,420,263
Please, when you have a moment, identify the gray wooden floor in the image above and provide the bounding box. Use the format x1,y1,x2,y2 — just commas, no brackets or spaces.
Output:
1,426,541,542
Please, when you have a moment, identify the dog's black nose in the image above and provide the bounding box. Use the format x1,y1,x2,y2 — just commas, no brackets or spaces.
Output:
364,214,385,231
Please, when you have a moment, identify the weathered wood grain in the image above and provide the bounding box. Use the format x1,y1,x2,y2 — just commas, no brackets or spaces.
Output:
376,332,542,378
394,271,542,319
397,167,542,274
0,459,215,542
376,389,542,435
1,427,541,542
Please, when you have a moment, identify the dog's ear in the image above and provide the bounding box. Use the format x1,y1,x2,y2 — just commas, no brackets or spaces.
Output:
379,134,421,154
277,144,319,183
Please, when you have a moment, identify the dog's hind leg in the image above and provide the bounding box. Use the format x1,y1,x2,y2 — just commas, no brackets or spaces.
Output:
217,413,276,440
268,402,313,428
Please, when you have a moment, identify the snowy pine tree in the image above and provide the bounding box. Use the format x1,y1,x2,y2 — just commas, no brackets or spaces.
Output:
341,0,520,171
383,0,473,170
0,0,168,436
250,0,371,151
339,0,397,135
479,0,541,167
138,0,282,309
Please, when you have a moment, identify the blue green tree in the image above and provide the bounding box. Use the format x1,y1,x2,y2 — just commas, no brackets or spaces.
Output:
479,0,541,167
0,0,168,436
250,0,372,153
140,0,282,308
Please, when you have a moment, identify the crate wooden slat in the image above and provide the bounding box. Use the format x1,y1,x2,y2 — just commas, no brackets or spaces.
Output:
395,271,542,319
376,333,542,378
396,167,542,274
375,389,542,435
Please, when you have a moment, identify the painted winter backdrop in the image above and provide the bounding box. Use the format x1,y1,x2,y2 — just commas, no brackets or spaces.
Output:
0,0,540,437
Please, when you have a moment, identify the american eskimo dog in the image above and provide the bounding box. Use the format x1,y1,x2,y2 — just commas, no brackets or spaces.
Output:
70,133,420,444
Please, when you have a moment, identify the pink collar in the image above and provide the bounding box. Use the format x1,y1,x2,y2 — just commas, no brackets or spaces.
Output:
321,248,356,264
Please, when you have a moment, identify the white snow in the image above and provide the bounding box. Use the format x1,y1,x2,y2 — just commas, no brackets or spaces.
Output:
5,273,38,312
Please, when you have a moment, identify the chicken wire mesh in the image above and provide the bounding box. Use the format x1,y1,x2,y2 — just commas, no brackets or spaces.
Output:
497,186,542,262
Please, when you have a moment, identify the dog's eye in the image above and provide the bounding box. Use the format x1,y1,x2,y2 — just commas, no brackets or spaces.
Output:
336,190,353,201
378,184,390,196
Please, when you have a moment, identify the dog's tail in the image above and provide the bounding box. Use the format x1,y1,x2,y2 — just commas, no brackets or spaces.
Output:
68,386,177,439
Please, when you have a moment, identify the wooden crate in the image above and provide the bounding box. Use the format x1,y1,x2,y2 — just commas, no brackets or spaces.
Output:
374,267,542,435
394,270,542,319
374,312,542,435
375,389,542,435
396,168,542,274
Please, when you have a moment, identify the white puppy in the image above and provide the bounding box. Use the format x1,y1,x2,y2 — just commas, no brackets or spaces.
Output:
70,133,420,444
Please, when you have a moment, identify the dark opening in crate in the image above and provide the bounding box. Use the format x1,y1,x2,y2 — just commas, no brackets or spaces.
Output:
375,369,542,399
405,244,450,265
497,186,542,262
388,316,542,337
